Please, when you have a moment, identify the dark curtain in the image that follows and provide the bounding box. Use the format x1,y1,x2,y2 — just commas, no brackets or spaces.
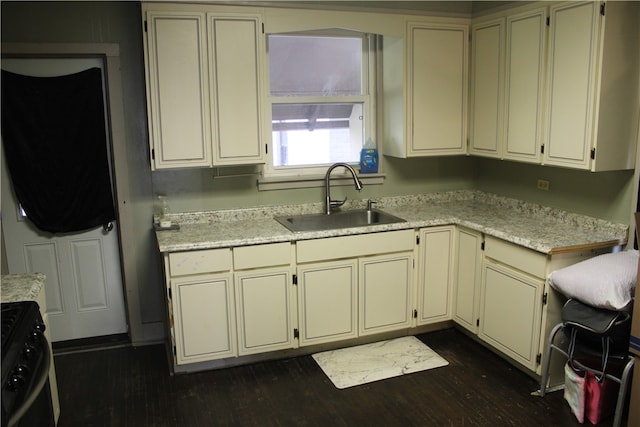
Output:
1,67,115,234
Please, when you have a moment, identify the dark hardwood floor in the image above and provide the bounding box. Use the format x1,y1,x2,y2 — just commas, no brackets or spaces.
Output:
53,328,622,427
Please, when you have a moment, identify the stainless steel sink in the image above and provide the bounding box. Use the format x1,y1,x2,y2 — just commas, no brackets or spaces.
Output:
274,209,406,232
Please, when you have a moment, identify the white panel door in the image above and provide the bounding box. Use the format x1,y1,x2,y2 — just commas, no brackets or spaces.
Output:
1,58,127,342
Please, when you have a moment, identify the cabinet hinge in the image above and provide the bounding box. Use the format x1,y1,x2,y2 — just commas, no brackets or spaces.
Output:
546,16,550,26
542,292,548,305
600,2,606,16
416,235,420,245
480,241,485,251
591,148,596,160
536,353,542,365
144,20,148,33
293,328,299,339
413,309,418,319
540,144,545,154
292,274,297,285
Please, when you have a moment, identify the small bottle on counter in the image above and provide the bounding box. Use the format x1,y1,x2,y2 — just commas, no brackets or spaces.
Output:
154,195,172,228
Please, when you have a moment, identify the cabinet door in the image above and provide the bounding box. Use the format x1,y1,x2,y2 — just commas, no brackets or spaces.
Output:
172,273,236,364
359,252,413,336
235,267,295,356
144,11,212,169
417,226,455,325
453,228,483,334
544,2,600,169
408,23,468,156
208,14,264,165
297,259,357,346
503,7,546,163
469,18,504,158
479,259,543,371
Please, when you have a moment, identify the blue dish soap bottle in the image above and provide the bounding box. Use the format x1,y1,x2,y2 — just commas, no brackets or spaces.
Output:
359,137,378,173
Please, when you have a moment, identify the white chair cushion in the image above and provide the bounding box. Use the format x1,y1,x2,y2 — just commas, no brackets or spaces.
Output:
548,250,638,311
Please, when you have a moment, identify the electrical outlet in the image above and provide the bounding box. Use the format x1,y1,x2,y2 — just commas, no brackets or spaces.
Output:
537,179,550,191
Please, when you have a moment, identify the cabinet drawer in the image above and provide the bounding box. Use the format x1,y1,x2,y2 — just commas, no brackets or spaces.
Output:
297,230,414,264
484,236,547,278
169,248,232,276
233,243,291,270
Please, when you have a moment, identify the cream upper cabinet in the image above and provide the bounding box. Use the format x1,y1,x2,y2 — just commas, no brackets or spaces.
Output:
383,20,468,158
503,7,546,163
144,11,211,169
208,14,264,166
143,4,265,170
416,226,455,325
469,18,504,158
544,1,639,171
469,7,546,164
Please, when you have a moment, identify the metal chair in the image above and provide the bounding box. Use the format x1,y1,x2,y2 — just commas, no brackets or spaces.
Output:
538,299,634,427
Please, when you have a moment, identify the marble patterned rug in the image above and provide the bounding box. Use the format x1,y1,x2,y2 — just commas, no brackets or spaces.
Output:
312,336,449,389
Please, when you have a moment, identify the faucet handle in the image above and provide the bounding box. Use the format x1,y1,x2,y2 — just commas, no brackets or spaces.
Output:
367,199,377,210
330,197,347,209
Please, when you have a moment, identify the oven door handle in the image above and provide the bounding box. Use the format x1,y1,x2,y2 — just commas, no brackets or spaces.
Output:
7,335,51,427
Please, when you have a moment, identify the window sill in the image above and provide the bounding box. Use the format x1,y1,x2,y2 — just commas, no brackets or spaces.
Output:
257,172,385,191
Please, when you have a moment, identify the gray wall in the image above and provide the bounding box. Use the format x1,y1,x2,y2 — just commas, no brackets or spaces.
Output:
2,1,636,344
1,1,165,343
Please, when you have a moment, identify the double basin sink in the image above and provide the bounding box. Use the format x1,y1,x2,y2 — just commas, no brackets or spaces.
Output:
275,209,406,232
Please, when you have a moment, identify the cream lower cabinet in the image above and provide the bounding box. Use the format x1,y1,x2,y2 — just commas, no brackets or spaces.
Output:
233,243,296,356
452,227,483,334
478,236,610,377
359,253,413,336
166,248,236,365
296,230,414,346
480,257,544,371
297,259,359,346
416,226,455,325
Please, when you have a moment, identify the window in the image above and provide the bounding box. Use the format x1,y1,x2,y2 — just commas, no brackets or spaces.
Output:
265,31,375,176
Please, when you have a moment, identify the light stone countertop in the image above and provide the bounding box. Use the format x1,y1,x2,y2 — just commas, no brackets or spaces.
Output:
1,273,46,303
155,191,629,255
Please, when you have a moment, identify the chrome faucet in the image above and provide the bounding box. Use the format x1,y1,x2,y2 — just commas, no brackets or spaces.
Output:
325,162,363,214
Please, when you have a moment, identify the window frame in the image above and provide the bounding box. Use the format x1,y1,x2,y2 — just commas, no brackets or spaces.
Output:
262,30,377,178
